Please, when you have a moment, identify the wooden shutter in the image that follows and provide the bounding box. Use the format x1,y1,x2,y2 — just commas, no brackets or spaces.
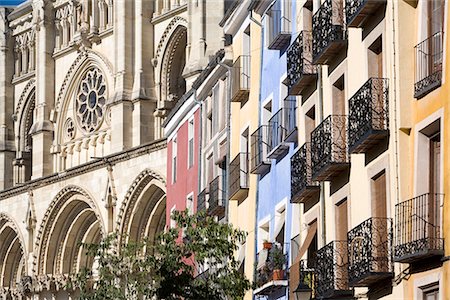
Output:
371,171,387,218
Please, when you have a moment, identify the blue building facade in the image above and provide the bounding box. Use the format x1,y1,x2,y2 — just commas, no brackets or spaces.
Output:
253,1,298,299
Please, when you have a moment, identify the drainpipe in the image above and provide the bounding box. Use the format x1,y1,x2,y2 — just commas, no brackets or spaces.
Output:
192,89,203,215
317,67,326,247
218,61,232,224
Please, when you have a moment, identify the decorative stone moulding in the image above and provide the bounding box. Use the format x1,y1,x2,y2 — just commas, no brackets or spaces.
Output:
75,67,107,133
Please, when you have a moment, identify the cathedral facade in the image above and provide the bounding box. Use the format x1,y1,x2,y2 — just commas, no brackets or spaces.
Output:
0,0,225,298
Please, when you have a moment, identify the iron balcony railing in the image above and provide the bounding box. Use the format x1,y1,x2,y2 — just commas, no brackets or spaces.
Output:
231,55,251,102
348,78,389,154
347,217,393,287
291,143,319,204
299,259,316,297
197,187,208,213
312,0,346,64
250,125,271,174
346,0,387,28
311,115,349,181
267,6,291,50
394,193,444,263
286,31,318,95
207,176,225,218
255,249,289,290
267,105,297,159
414,32,443,98
229,152,249,201
314,240,353,299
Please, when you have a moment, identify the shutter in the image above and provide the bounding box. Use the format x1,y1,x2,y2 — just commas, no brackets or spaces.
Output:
371,171,387,218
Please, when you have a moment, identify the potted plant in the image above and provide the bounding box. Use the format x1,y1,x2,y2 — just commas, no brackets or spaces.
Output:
270,245,285,280
263,239,272,250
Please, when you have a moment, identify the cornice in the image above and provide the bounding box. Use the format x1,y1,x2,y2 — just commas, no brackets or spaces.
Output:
0,139,167,200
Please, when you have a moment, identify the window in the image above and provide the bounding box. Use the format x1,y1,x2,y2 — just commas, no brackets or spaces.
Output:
170,206,176,229
368,37,383,78
172,137,177,183
305,106,315,142
186,194,194,215
371,170,387,218
188,119,194,168
335,199,348,241
423,284,439,300
332,75,345,116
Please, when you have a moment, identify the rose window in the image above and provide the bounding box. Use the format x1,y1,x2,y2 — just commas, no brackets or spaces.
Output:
76,68,107,133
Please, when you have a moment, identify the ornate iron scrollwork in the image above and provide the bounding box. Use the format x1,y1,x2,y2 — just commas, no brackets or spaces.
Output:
287,31,317,90
348,78,389,150
347,217,393,285
291,143,318,199
312,0,346,61
314,240,351,298
311,115,348,178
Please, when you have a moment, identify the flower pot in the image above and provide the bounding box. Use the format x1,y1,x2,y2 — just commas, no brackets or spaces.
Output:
272,269,284,280
263,241,272,250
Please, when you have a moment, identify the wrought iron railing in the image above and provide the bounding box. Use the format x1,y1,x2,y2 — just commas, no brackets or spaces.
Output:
312,0,346,62
255,249,289,288
314,240,351,299
394,193,444,262
311,115,348,179
348,78,389,152
268,106,296,153
414,32,443,98
231,55,251,102
291,143,319,202
267,6,291,50
345,0,386,27
286,31,317,94
299,259,316,295
347,217,393,286
208,176,225,217
229,152,249,199
250,125,271,172
197,188,208,212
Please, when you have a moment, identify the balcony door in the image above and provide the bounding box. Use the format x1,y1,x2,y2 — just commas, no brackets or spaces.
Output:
371,171,389,273
428,0,444,76
335,199,348,290
429,133,441,242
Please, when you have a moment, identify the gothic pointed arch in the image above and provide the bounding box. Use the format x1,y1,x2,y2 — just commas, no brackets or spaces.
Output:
34,185,105,277
0,213,26,296
156,17,188,106
116,169,166,247
13,82,36,184
55,50,113,144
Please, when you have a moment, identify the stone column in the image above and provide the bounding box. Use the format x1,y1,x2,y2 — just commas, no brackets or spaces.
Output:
110,0,134,152
30,0,55,179
0,8,16,189
131,0,156,146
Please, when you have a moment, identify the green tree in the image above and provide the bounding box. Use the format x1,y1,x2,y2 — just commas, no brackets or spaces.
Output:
74,210,251,300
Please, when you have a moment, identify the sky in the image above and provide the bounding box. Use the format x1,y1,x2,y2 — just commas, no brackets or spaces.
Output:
0,0,26,6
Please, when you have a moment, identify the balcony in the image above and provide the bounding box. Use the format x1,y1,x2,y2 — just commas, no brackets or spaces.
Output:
312,0,347,65
286,31,318,95
197,187,208,213
231,55,251,102
267,105,297,160
229,152,249,201
348,78,389,154
394,193,444,263
311,115,349,181
346,0,387,28
267,7,291,50
291,143,320,204
314,241,353,299
207,176,225,218
347,217,393,287
250,125,271,175
414,32,443,99
254,247,288,296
